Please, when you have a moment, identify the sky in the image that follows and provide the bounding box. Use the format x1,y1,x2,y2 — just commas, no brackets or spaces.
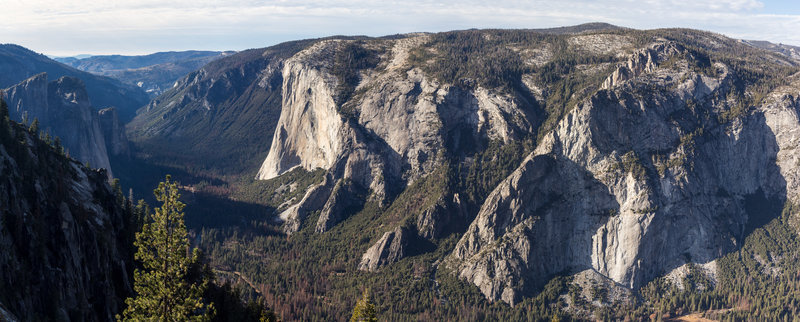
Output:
2,0,800,56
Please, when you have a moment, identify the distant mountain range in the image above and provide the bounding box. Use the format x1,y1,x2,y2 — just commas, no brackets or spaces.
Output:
0,44,149,122
56,51,235,97
741,39,800,61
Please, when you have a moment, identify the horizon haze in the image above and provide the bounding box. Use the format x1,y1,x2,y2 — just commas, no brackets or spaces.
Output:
3,0,800,56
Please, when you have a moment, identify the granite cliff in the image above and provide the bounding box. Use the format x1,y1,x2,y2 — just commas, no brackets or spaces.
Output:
447,39,800,304
3,73,129,176
131,25,800,308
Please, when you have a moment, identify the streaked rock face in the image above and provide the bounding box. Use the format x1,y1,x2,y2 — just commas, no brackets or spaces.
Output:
4,73,127,176
257,45,346,181
98,107,131,157
448,41,800,304
256,37,536,234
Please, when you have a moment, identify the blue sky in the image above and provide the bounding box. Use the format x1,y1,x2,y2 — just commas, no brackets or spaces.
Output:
3,0,800,56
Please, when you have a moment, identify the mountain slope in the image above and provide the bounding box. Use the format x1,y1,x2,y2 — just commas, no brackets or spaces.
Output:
57,51,235,97
127,41,315,175
0,101,134,321
0,44,150,122
742,39,800,61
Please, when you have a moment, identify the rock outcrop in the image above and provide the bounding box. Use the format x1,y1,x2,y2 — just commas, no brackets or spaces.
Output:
3,73,120,176
256,44,347,180
0,116,133,321
256,38,537,234
277,174,334,234
359,226,415,271
448,39,800,304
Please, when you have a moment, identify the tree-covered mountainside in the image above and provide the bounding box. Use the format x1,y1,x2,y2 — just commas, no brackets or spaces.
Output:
0,98,135,321
0,96,276,321
56,51,232,74
0,44,149,122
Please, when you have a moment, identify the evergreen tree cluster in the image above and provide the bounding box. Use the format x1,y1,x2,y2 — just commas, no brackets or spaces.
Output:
118,175,277,321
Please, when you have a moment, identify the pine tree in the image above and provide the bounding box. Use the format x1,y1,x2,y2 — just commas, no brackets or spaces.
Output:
350,289,377,322
0,93,10,140
28,118,39,137
53,136,64,155
0,92,8,120
120,175,213,321
112,178,125,209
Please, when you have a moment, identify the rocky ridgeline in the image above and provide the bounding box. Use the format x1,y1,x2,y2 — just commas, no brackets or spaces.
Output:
257,38,535,235
132,26,800,305
449,40,800,304
3,73,130,176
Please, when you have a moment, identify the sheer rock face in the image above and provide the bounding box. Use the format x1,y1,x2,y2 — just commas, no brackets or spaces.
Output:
0,123,132,321
97,107,130,157
447,41,800,304
416,192,470,240
4,73,49,120
3,73,121,176
257,38,536,233
256,48,345,180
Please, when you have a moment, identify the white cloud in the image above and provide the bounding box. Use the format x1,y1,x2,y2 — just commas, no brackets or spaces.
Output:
1,0,798,55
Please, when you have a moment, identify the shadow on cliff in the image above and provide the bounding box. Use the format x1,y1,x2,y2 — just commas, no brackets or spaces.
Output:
580,83,791,289
346,117,407,201
625,110,786,288
433,86,545,237
437,85,542,157
496,154,621,301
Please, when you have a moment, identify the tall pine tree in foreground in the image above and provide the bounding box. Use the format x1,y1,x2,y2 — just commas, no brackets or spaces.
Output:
121,175,213,321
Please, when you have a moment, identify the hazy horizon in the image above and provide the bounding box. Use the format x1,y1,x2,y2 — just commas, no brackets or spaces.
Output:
4,0,800,57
